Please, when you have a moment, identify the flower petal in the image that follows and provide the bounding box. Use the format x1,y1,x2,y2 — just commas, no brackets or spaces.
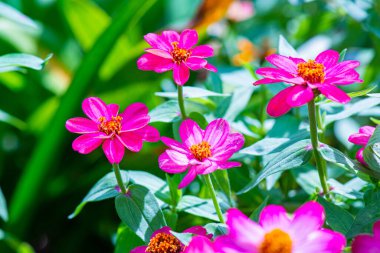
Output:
325,60,360,77
359,126,376,135
183,226,209,236
324,69,362,85
204,63,217,72
144,33,171,51
82,97,110,122
72,133,105,154
130,246,148,253
179,29,198,49
352,234,380,253
145,48,172,59
315,50,339,68
253,78,281,85
162,30,180,44
158,151,188,173
373,220,380,238
102,138,125,164
191,45,214,57
259,205,291,232
184,236,215,253
66,117,98,134
286,85,314,107
134,125,160,142
266,54,298,74
356,147,366,166
185,57,207,70
204,118,230,148
107,104,119,117
348,133,371,146
137,53,174,73
120,103,150,132
256,67,304,85
317,84,350,104
161,136,188,154
178,167,197,189
173,63,190,85
179,119,203,147
266,86,295,117
218,161,241,169
117,132,143,152
294,229,346,253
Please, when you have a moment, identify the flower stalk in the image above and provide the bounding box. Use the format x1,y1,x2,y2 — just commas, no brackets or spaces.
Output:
178,86,187,119
204,174,225,223
307,99,329,197
112,163,128,194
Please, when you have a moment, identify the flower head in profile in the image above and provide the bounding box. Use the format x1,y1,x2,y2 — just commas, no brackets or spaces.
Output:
65,97,159,164
131,226,211,253
348,126,376,166
217,201,346,253
352,220,380,253
254,50,362,117
159,118,244,189
137,29,217,86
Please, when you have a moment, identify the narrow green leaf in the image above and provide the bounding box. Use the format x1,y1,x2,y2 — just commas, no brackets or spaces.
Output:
0,53,51,72
114,224,144,253
319,144,359,173
115,184,167,243
0,2,39,30
0,109,26,130
370,117,380,125
249,196,269,222
347,85,376,98
339,48,347,62
0,187,8,222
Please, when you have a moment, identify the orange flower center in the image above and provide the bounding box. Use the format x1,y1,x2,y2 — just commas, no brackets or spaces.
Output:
190,141,212,161
146,232,182,253
260,229,292,253
297,60,325,83
171,42,191,64
98,116,122,135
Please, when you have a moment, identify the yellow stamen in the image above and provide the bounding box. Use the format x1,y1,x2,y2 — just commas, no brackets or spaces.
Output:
190,141,212,161
297,60,325,83
260,229,292,253
98,116,122,135
171,42,191,64
146,232,182,253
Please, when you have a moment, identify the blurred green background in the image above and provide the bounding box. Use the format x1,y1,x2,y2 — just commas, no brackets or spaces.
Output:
0,0,379,252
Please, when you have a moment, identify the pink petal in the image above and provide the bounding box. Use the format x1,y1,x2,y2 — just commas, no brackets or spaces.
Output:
184,236,215,253
120,103,150,132
197,161,218,174
161,136,188,154
173,63,190,85
348,133,371,146
117,132,143,152
325,60,360,77
256,67,304,85
294,229,346,253
204,63,217,72
183,226,209,236
286,85,314,107
356,147,367,166
158,151,188,173
266,86,295,117
179,119,204,147
317,84,350,104
290,201,325,239
145,48,172,59
373,220,380,238
66,117,98,134
352,234,380,253
324,69,362,85
213,235,251,253
253,78,280,85
289,57,305,65
179,29,198,49
134,125,160,142
266,54,298,74
72,132,105,154
178,167,197,189
191,45,214,57
185,57,207,70
218,161,241,169
137,53,174,73
130,246,148,253
152,226,172,237
226,208,264,250
102,138,125,164
359,126,376,135
162,30,180,44
204,118,230,147
107,104,119,117
82,97,110,122
315,50,339,68
259,205,291,232
211,133,244,161
144,33,171,51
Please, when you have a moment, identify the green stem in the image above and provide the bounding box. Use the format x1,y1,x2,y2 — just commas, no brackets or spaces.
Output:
178,86,187,119
204,174,225,223
316,104,325,141
165,173,178,212
113,163,127,194
308,100,330,197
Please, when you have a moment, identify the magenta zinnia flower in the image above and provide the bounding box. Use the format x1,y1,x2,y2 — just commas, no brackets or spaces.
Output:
254,50,362,117
131,226,211,253
216,201,346,253
137,29,217,85
348,126,376,166
66,97,159,164
159,118,244,188
352,220,380,253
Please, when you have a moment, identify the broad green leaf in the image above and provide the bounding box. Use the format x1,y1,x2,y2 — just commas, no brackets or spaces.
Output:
155,87,229,98
0,3,39,30
278,35,299,57
239,139,312,194
364,126,380,171
115,184,167,243
163,209,178,229
114,224,144,253
317,196,354,235
319,144,359,173
223,85,255,121
0,53,51,73
204,223,228,237
149,100,180,123
188,112,208,129
0,109,26,130
0,187,8,222
177,195,222,222
249,196,269,222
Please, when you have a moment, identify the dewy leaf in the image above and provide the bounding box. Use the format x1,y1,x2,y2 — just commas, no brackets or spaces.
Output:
177,195,222,222
115,224,144,253
155,87,229,98
115,184,167,243
317,196,354,235
0,53,52,72
319,144,359,173
364,125,380,171
238,139,312,194
0,187,8,222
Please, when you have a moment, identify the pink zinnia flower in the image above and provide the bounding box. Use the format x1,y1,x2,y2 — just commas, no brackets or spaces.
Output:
352,220,380,253
158,118,244,189
65,97,160,164
254,50,362,117
137,29,217,85
217,201,346,253
348,126,376,166
131,226,212,253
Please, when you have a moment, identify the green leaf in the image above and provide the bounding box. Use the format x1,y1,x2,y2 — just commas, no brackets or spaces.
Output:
115,184,167,243
364,126,380,171
212,170,233,207
339,48,347,62
278,35,299,57
238,139,312,194
204,223,228,237
249,196,269,222
188,112,208,129
347,85,377,98
317,196,354,235
165,174,182,208
170,231,193,245
319,144,359,173
370,117,380,125
114,224,144,253
0,2,39,30
0,53,51,73
0,109,26,130
0,187,8,222
155,87,229,98
149,100,180,123
177,195,221,222
163,209,178,229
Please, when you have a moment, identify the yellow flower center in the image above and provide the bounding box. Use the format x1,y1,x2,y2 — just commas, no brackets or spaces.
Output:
146,232,182,253
260,229,292,253
171,42,191,64
297,60,325,83
189,141,212,161
98,116,122,135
